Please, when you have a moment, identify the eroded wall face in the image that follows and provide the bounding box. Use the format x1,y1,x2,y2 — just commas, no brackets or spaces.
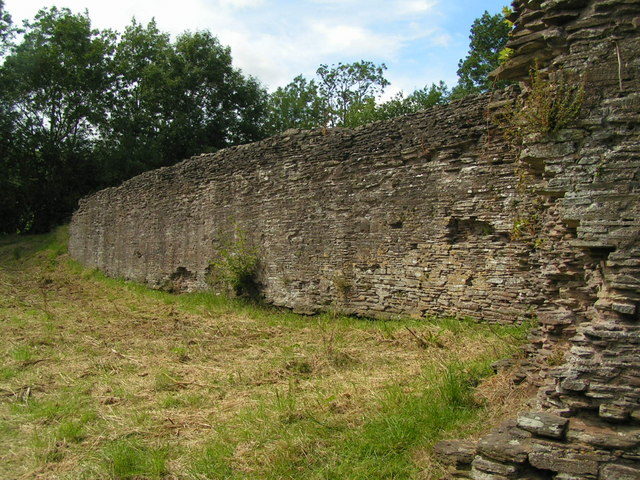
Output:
70,94,545,323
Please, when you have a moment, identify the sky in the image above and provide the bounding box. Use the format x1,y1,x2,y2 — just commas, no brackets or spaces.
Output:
4,0,507,97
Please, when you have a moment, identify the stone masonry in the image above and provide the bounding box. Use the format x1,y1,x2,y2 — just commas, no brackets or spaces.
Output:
69,0,639,478
70,93,545,323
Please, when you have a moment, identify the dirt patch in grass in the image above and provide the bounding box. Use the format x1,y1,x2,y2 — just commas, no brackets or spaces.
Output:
0,227,533,479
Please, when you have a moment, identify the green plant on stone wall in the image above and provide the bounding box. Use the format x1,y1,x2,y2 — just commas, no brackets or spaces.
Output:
510,198,546,244
498,47,514,64
496,64,584,143
333,273,353,298
546,343,568,367
510,217,535,241
207,228,259,296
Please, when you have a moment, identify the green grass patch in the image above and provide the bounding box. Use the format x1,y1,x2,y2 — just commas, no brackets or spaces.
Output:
56,419,88,443
189,440,235,479
101,438,168,479
10,344,36,363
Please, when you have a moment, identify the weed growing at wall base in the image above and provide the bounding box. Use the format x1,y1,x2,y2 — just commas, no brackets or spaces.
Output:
207,228,260,296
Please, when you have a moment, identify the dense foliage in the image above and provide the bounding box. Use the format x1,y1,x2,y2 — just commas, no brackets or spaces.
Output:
0,0,12,53
0,4,510,234
266,63,450,133
266,8,511,132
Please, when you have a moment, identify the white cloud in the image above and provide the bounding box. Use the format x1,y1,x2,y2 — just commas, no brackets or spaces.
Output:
310,22,404,58
431,32,453,47
219,0,265,8
397,0,437,14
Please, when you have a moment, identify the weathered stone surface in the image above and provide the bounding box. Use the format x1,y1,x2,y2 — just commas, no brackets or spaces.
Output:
70,93,545,323
528,447,600,475
600,463,640,480
517,412,569,439
477,431,531,464
567,418,640,449
553,474,595,480
470,468,510,480
600,404,631,422
434,440,477,467
473,0,640,478
472,456,520,477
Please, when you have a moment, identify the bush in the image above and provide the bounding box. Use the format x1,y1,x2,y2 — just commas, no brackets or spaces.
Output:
207,228,259,296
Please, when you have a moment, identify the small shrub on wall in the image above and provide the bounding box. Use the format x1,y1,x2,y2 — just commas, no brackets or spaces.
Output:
496,65,585,142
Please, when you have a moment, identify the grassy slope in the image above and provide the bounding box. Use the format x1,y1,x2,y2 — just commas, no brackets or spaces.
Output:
0,228,533,480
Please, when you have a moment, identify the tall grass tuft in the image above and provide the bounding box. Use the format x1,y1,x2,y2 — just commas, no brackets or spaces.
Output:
101,438,168,479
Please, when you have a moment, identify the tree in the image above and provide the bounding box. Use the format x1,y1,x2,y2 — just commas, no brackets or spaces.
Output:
0,7,270,234
0,7,115,233
0,0,13,54
452,10,511,97
316,61,389,127
342,81,450,127
168,31,268,153
266,69,450,132
99,23,269,184
4,8,114,150
265,61,390,132
96,19,173,182
266,75,324,134
0,1,16,229
406,81,450,110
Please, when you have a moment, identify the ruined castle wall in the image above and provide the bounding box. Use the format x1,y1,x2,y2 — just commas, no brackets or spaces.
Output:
70,94,544,323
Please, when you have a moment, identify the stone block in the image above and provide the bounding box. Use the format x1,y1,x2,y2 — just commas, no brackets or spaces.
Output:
600,404,630,422
471,456,519,477
600,463,640,480
517,412,569,439
528,447,599,475
470,467,510,480
434,440,477,467
567,418,640,449
478,432,530,464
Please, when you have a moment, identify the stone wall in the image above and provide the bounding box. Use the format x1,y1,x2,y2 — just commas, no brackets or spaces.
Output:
70,93,545,323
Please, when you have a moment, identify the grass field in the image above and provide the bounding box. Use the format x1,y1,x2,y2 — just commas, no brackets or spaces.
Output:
0,228,533,479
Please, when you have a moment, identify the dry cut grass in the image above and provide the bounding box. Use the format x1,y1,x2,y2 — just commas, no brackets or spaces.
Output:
0,228,533,479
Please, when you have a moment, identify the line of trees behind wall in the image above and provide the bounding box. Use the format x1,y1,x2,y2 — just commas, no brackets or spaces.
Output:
0,2,511,234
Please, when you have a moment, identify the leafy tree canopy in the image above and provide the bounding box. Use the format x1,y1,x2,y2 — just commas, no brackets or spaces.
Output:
267,64,449,133
316,61,390,127
452,9,512,97
266,75,324,133
0,7,115,233
0,0,13,54
344,81,450,127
